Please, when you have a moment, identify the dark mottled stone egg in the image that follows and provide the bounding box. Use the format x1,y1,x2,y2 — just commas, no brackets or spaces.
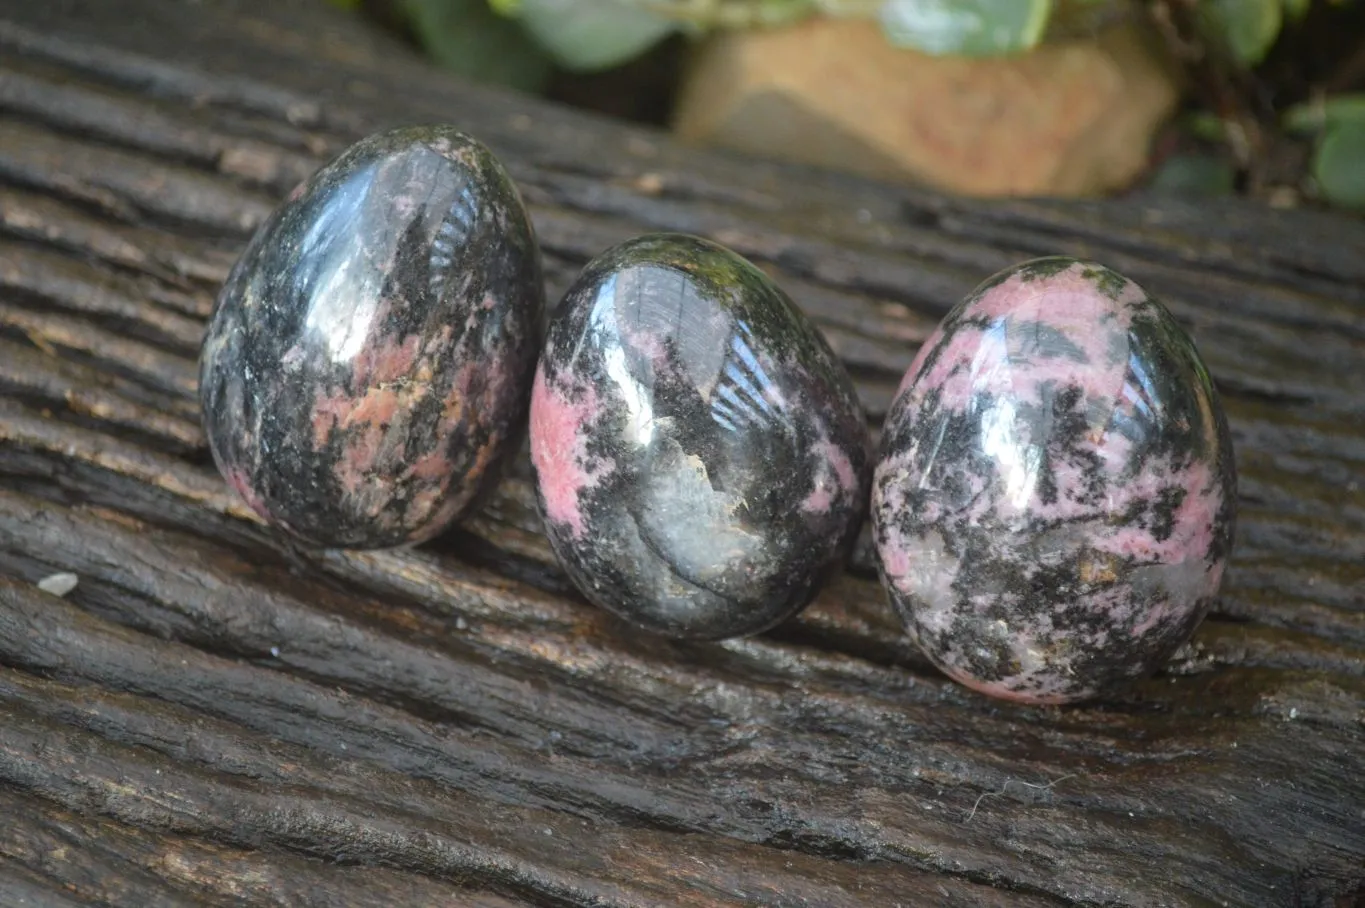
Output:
872,257,1236,704
200,126,544,549
530,234,871,640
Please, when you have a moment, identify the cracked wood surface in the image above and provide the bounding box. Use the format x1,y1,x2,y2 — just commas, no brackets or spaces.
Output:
0,0,1362,904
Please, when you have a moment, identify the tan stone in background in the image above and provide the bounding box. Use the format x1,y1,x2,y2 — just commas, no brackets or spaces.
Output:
672,17,1181,197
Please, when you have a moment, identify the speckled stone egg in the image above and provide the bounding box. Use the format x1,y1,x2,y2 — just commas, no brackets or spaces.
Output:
872,257,1236,703
530,234,871,640
200,126,544,549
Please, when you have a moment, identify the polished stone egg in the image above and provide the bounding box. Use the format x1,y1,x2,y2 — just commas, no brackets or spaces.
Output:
200,126,543,549
872,257,1236,703
530,233,870,640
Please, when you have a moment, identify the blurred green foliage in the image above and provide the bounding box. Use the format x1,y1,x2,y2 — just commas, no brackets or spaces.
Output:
405,0,553,89
491,0,1090,64
337,0,1362,210
376,0,1357,78
1149,152,1238,196
1285,94,1365,208
1200,0,1354,64
490,0,679,70
1204,0,1286,64
1314,122,1365,208
877,0,1053,57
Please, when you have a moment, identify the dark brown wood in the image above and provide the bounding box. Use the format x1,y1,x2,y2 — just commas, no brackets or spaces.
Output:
0,0,1362,904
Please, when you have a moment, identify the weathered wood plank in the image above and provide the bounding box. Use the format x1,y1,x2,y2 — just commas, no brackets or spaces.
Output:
0,0,1362,905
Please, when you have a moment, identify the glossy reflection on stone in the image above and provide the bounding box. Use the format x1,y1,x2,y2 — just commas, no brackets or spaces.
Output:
872,257,1236,704
200,126,544,549
530,234,871,640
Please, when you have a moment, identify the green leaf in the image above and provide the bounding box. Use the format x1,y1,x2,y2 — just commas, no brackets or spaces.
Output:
512,0,677,71
1203,0,1282,65
1281,0,1311,20
878,0,1053,57
1283,93,1365,135
1313,120,1365,209
404,0,554,92
630,0,814,29
1147,152,1236,196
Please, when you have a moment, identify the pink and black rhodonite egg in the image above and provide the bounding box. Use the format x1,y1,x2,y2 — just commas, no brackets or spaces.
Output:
872,257,1236,704
200,126,544,549
530,234,871,640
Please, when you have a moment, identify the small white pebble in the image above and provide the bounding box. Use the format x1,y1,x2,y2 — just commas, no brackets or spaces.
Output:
36,572,79,597
543,827,553,836
340,743,347,751
270,646,281,658
455,617,468,631
1289,707,1298,720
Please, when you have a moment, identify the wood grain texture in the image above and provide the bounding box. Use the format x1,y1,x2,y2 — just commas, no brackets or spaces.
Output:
0,0,1362,904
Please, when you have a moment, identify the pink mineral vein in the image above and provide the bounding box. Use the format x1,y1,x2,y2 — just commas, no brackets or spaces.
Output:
352,332,421,386
1093,458,1220,565
802,438,858,514
907,264,1144,416
530,366,611,538
802,485,834,515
